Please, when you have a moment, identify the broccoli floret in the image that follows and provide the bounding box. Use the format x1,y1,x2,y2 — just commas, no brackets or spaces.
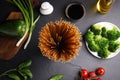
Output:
98,37,109,49
107,27,120,41
94,35,102,43
98,48,111,58
108,41,120,52
85,25,120,58
88,41,100,52
90,25,101,35
101,27,108,37
85,31,94,43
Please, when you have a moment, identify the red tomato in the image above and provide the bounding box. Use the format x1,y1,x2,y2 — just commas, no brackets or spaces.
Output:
88,71,97,79
96,77,102,80
96,67,105,76
80,69,88,78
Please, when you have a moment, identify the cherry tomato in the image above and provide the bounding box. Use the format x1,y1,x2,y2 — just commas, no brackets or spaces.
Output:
80,69,88,78
96,77,102,80
96,67,105,76
88,71,97,79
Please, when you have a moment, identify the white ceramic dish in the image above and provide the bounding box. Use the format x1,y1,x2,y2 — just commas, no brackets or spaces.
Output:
86,22,120,59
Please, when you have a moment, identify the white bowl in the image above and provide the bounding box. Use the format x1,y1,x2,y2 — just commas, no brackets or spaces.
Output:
86,22,120,59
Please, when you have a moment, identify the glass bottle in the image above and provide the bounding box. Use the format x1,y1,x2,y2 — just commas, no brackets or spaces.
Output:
96,0,114,14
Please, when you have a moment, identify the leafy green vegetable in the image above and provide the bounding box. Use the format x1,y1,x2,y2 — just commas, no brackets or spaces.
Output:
49,74,64,80
18,68,33,79
6,0,40,49
18,60,33,79
18,60,32,69
0,60,32,80
108,41,120,52
7,74,21,80
18,70,28,80
90,25,101,35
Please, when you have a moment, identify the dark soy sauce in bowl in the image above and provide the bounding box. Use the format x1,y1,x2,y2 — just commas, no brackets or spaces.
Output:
65,3,85,20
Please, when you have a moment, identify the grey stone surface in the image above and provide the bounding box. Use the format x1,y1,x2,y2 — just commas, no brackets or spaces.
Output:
0,0,120,80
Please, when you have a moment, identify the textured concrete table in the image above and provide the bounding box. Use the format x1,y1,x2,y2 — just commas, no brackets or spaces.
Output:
0,0,120,80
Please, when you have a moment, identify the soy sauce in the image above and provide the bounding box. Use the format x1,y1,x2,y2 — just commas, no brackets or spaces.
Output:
66,3,85,20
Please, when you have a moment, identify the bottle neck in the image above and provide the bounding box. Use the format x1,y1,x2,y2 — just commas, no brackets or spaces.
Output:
106,0,113,6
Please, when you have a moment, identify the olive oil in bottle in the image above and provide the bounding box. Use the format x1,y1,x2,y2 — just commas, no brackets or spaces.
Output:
97,0,114,14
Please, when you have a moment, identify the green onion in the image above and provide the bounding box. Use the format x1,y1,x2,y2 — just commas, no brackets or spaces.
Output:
6,0,40,49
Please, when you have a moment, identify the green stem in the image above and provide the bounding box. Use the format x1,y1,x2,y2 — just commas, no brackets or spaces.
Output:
15,0,33,47
21,0,28,11
23,0,39,49
13,0,30,46
33,15,40,25
27,0,34,25
0,68,16,77
24,15,40,49
6,0,14,4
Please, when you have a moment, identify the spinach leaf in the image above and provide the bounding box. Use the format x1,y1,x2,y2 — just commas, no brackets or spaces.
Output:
49,74,64,80
8,74,21,80
18,60,32,69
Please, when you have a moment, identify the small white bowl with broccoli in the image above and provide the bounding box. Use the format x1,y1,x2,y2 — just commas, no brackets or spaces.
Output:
85,22,120,59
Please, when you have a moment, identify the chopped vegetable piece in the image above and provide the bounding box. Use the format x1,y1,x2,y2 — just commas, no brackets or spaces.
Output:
94,35,102,43
90,25,101,35
98,49,110,58
97,37,109,49
101,27,108,38
85,31,94,43
108,41,120,52
88,41,100,52
107,27,120,41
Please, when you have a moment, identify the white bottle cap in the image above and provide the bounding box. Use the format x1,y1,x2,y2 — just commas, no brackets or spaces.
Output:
40,2,54,15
